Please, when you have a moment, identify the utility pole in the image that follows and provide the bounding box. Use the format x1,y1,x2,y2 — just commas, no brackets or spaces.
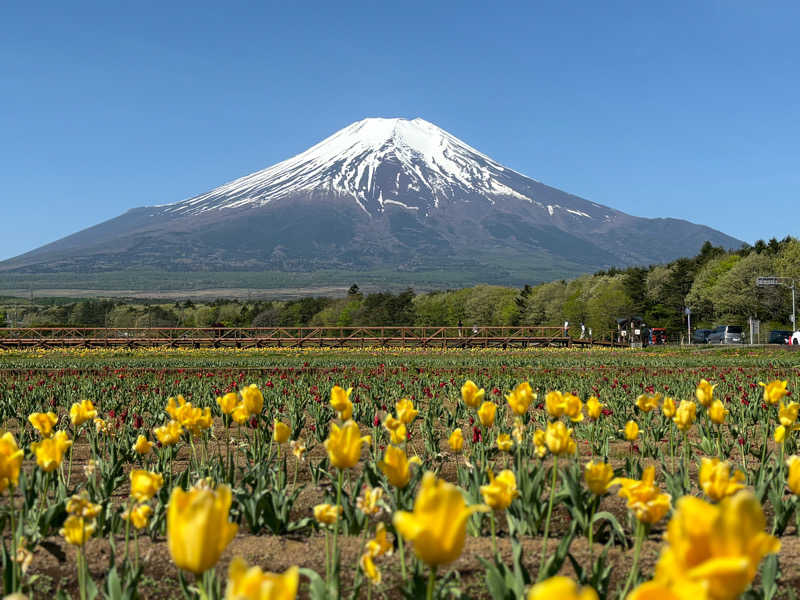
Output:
685,307,691,345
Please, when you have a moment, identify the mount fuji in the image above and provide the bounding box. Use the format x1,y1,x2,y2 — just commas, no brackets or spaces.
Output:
1,117,741,286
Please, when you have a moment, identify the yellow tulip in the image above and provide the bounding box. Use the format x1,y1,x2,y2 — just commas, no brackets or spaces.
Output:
31,430,72,472
94,418,108,434
584,461,614,495
673,400,696,432
69,400,97,427
123,504,153,530
324,421,370,469
60,515,95,547
527,576,599,600
623,420,639,441
378,445,421,488
166,397,212,437
217,393,239,416
448,428,464,453
635,393,661,413
545,421,576,456
133,434,154,455
313,503,341,525
774,425,786,444
28,412,58,437
610,466,671,524
290,440,306,460
586,396,603,420
708,399,727,425
461,380,485,409
273,420,290,444
533,429,548,458
480,469,518,511
241,384,264,415
545,391,567,419
695,379,716,408
66,491,101,518
787,456,800,495
154,420,183,446
545,391,583,422
651,491,779,599
505,382,535,415
130,469,164,502
232,403,250,425
496,433,513,452
330,386,353,420
0,432,24,493
512,418,525,443
357,486,384,517
564,393,584,422
366,522,393,557
225,556,299,600
698,458,745,502
383,415,406,444
662,396,677,418
759,380,789,405
393,472,488,566
167,483,238,575
395,398,418,425
477,401,497,428
778,401,800,427
360,553,381,585
628,580,708,600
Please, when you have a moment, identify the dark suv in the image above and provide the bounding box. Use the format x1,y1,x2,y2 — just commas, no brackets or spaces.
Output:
707,325,744,344
768,330,792,345
691,329,712,344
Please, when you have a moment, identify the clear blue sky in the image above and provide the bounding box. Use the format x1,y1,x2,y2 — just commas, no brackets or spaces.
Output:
2,1,798,260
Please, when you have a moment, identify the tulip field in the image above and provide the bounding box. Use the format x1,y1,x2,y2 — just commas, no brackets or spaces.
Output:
0,345,799,599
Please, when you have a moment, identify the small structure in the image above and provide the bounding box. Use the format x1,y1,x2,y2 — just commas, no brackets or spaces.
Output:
616,317,650,348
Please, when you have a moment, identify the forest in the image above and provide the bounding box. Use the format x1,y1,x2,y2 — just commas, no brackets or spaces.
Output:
2,237,798,338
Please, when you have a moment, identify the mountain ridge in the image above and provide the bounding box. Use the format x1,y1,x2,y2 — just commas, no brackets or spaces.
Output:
0,117,742,285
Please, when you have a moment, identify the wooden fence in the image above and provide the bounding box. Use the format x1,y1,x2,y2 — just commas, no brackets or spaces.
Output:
0,326,624,349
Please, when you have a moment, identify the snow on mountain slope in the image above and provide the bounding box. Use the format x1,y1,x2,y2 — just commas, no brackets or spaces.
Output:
160,117,606,220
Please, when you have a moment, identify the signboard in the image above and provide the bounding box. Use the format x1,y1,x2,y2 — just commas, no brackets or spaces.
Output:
757,277,780,286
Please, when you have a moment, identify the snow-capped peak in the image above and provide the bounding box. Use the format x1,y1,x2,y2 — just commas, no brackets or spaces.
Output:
159,117,602,221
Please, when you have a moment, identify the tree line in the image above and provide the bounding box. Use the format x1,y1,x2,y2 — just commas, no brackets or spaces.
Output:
2,237,798,337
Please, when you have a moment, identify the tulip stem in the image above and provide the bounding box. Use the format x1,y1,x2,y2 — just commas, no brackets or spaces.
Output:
668,426,675,474
324,531,330,584
66,441,74,489
9,484,17,592
682,432,689,491
123,498,132,564
134,531,140,571
587,496,595,563
426,566,437,600
398,534,407,580
621,520,645,599
332,469,343,589
537,455,558,581
489,511,497,556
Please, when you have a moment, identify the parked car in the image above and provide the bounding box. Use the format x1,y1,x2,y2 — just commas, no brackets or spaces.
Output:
650,328,667,344
691,328,712,344
768,330,793,345
707,325,744,344
793,331,800,345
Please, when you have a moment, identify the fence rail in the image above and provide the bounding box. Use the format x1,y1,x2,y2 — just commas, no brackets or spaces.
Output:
0,327,624,349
